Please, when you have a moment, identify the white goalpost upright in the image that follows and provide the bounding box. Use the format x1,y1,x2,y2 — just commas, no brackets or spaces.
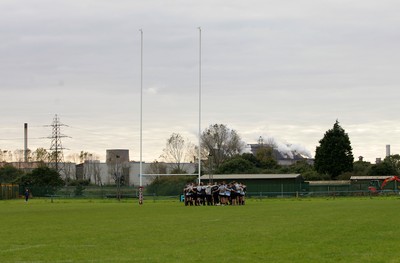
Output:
138,27,203,204
139,29,144,205
197,27,202,185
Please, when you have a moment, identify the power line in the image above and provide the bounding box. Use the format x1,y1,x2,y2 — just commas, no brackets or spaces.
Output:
0,137,44,141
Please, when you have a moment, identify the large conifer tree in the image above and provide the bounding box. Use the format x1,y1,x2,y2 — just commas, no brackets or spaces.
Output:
315,120,354,179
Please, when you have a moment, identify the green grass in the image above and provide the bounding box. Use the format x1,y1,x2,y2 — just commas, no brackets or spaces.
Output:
1,197,400,262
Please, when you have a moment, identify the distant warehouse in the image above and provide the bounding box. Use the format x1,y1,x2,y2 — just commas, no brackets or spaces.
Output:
200,174,308,196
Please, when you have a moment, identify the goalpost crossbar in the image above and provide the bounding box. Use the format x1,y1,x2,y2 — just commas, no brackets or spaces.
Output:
141,174,199,177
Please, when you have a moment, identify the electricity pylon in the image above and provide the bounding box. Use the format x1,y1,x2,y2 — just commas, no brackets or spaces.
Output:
47,114,69,174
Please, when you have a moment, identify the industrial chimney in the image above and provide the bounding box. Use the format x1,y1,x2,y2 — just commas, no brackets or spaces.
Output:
386,144,391,157
24,123,28,162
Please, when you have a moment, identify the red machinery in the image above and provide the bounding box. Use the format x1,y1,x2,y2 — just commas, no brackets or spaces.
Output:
368,176,400,194
381,176,400,189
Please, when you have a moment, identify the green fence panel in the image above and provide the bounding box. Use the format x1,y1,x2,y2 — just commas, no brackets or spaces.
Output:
0,184,19,199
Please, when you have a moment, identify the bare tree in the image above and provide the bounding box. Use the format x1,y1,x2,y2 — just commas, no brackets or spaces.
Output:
146,160,168,175
92,162,102,185
145,160,168,184
63,162,75,182
32,148,49,163
265,137,277,149
106,152,129,185
161,133,191,173
189,144,209,165
201,124,245,170
14,149,24,162
66,153,81,163
13,149,25,169
1,150,13,162
79,151,89,164
80,152,100,183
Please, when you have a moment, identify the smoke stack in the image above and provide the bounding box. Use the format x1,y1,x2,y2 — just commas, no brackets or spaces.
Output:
24,123,28,162
386,144,391,157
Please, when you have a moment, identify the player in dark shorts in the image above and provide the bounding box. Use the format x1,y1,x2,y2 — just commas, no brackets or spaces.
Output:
211,182,220,205
184,183,194,206
197,182,206,206
230,182,238,205
24,188,29,203
205,183,213,206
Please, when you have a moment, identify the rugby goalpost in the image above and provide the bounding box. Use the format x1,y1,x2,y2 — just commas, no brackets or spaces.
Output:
138,28,202,204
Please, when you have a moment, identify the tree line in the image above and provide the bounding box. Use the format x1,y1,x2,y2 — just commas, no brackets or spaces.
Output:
158,121,399,180
148,121,400,195
0,148,99,163
2,120,399,196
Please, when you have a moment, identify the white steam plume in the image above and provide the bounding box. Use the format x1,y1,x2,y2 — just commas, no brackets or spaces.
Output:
260,136,312,159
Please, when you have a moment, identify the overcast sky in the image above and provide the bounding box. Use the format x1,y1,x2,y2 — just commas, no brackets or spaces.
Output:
1,0,400,163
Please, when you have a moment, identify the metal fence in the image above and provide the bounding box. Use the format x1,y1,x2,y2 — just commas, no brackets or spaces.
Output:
12,183,400,200
0,184,19,199
246,190,400,198
16,185,138,199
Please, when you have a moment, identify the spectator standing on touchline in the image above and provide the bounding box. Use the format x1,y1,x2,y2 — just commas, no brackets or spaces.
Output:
24,189,29,203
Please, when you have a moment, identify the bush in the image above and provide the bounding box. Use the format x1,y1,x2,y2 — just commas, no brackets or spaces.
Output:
146,175,196,196
18,166,64,196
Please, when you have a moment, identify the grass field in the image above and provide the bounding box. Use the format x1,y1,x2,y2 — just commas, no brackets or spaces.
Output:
1,197,400,263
